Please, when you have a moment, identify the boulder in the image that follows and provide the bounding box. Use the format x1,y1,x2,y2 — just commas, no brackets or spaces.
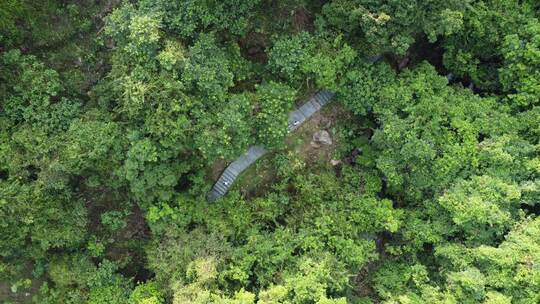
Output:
311,130,333,147
330,159,341,166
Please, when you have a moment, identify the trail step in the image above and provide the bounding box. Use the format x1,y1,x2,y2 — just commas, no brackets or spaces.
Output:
214,182,227,194
316,92,330,104
223,170,236,181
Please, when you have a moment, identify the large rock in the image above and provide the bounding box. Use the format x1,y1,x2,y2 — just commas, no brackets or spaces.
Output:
330,159,341,166
311,130,332,148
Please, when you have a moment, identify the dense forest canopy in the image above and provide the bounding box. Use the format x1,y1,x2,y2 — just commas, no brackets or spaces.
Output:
1,0,539,303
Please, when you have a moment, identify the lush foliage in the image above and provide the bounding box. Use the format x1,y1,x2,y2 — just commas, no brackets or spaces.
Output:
1,0,539,303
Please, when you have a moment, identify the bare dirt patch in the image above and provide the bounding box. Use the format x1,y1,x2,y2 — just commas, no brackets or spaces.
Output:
286,102,346,169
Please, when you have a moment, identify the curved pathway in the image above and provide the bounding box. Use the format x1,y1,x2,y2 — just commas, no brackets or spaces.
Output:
207,90,335,202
